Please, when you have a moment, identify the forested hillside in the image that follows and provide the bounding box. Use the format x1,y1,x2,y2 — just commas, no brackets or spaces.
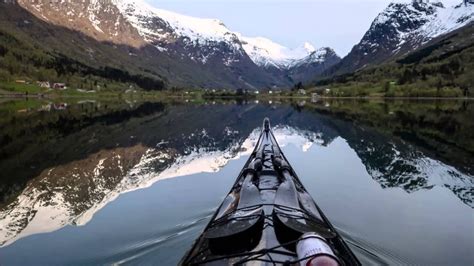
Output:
0,3,166,91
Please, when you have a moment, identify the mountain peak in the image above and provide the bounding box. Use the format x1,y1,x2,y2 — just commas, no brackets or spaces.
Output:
328,0,474,76
239,36,321,69
302,42,316,53
114,0,239,45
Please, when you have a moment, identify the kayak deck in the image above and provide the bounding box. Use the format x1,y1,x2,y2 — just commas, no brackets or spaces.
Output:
180,119,360,265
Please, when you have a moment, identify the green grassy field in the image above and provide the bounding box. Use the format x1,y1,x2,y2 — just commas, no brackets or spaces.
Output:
308,82,466,98
0,81,173,99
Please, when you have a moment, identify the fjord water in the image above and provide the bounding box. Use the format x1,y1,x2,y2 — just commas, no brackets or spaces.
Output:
0,99,472,265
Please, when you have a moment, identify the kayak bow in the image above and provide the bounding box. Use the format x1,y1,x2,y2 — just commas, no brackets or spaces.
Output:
180,118,360,265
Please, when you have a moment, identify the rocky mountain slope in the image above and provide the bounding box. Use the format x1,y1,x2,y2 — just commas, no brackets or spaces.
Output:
315,20,474,97
115,0,342,83
326,0,474,76
0,0,339,89
287,47,341,83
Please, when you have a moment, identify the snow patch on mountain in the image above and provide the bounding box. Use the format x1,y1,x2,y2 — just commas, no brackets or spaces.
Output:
114,0,240,46
145,9,237,45
88,0,105,33
362,141,474,207
418,2,474,39
0,189,70,247
292,48,338,68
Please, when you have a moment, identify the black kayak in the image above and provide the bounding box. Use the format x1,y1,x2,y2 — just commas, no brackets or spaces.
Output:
180,118,360,265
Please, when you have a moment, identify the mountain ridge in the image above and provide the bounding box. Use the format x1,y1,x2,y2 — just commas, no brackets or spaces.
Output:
325,0,474,77
4,0,339,89
1,0,472,91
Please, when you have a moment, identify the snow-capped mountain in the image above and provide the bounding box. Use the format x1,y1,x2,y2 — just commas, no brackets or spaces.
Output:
288,47,342,82
9,0,337,87
330,0,474,75
111,0,335,71
239,36,341,81
111,0,341,81
113,0,247,66
4,0,474,87
12,0,271,88
240,36,315,68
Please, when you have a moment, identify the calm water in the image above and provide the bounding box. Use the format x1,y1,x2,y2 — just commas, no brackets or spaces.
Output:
0,98,472,265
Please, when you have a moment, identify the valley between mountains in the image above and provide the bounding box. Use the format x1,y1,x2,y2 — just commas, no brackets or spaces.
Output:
0,0,473,96
0,2,473,263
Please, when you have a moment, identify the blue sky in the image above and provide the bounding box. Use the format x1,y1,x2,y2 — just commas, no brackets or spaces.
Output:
145,0,462,56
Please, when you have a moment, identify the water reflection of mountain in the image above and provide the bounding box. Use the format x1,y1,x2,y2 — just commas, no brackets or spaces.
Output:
0,102,339,206
0,125,324,246
0,102,338,246
0,100,472,247
334,121,473,208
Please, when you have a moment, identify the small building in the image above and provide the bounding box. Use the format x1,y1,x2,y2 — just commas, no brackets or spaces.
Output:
53,83,67,90
37,81,50,88
298,89,306,95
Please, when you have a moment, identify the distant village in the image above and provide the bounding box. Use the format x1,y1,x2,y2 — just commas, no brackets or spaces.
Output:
36,81,67,90
36,81,66,90
14,79,68,90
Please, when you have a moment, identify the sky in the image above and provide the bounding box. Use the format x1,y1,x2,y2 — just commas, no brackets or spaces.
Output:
146,0,462,56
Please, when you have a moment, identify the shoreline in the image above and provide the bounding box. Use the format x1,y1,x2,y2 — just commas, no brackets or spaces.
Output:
1,94,472,101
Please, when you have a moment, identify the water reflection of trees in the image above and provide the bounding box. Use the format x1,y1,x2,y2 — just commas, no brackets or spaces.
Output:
303,99,474,175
